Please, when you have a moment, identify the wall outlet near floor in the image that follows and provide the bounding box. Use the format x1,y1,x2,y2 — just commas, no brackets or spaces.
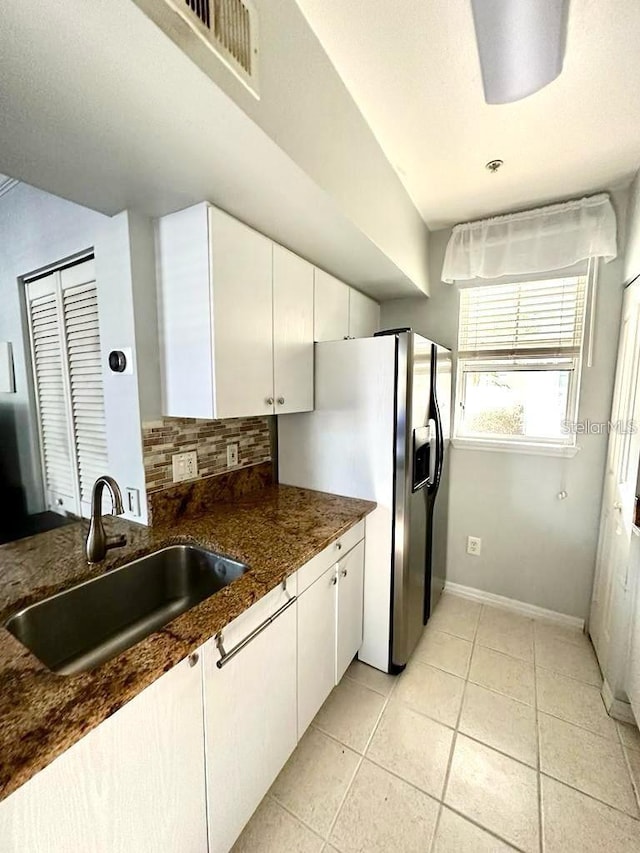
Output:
467,536,482,556
227,443,239,467
172,451,198,483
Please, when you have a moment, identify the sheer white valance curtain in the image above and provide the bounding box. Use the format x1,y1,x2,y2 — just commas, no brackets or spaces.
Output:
441,193,617,284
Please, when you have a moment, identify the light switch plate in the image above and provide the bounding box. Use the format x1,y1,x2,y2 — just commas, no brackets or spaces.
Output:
126,487,141,517
227,443,239,467
172,451,198,483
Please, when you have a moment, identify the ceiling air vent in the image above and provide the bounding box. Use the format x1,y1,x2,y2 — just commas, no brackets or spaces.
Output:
165,0,259,96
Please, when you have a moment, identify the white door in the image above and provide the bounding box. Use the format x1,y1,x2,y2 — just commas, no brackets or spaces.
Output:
210,208,274,418
336,540,365,682
314,268,349,342
0,654,207,853
273,245,314,414
349,289,380,339
297,564,338,737
25,258,108,519
590,281,640,666
203,583,297,853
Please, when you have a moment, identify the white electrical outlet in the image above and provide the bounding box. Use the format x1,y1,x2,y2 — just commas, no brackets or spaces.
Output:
172,451,198,483
467,536,482,556
227,443,239,467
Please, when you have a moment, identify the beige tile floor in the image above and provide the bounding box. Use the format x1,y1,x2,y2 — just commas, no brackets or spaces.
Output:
232,593,640,853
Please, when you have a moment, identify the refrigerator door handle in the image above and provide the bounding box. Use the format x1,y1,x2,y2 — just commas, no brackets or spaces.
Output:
427,418,438,487
430,396,444,494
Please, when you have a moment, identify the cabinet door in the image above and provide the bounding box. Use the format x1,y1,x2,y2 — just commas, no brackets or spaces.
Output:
209,207,275,418
273,245,314,414
349,289,380,339
336,539,365,681
297,564,338,737
204,583,298,853
0,655,207,853
314,269,349,342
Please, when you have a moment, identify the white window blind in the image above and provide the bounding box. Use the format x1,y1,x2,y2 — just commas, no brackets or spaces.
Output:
25,258,107,518
458,276,587,360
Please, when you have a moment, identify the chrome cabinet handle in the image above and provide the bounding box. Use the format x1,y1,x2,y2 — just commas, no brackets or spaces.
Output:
340,568,348,578
277,397,285,405
336,542,342,551
215,583,296,669
331,575,338,585
188,652,199,667
266,397,274,405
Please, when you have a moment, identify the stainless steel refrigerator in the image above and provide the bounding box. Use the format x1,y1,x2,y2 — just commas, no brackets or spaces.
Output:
278,330,452,674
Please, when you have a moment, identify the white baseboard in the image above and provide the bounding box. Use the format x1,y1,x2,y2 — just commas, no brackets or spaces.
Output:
602,678,637,725
444,581,585,630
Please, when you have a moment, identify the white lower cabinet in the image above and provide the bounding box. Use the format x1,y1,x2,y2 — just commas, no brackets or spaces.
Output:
0,522,367,853
0,653,207,853
203,580,298,853
298,563,339,737
297,530,366,737
336,539,365,682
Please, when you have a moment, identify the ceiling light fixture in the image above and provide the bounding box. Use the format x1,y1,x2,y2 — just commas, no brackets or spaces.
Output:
471,0,568,104
485,159,504,173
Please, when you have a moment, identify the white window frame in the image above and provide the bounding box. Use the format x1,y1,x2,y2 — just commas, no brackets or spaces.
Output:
453,274,588,457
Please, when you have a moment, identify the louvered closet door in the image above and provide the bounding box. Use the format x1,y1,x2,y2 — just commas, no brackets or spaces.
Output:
26,274,77,515
60,260,108,517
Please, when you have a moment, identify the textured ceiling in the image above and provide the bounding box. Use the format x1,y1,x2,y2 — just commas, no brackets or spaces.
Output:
296,0,640,228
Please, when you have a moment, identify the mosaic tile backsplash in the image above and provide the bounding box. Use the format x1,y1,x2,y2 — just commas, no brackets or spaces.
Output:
142,416,272,493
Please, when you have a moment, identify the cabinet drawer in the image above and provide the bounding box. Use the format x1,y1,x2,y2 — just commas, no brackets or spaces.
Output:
297,519,365,595
213,572,297,658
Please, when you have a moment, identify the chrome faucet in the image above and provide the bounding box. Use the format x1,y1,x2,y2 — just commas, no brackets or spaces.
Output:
85,476,127,564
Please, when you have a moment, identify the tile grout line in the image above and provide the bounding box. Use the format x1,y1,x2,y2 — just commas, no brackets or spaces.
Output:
532,618,544,853
427,601,482,853
319,664,401,849
537,770,640,823
616,719,640,814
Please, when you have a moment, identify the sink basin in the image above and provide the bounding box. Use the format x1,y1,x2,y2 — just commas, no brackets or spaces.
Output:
5,545,248,675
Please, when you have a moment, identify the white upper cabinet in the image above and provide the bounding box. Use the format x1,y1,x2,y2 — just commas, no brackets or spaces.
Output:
314,268,350,342
349,288,381,339
210,208,274,419
314,268,380,341
273,245,314,414
156,203,314,419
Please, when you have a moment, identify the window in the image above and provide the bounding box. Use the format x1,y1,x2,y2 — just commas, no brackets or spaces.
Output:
455,275,587,449
25,257,108,518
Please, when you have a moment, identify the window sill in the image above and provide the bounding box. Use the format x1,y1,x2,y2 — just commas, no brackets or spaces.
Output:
451,438,581,458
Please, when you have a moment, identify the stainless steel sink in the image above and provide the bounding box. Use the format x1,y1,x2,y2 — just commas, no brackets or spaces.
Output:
5,545,248,675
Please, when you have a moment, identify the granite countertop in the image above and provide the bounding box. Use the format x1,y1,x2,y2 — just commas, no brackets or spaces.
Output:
0,483,375,802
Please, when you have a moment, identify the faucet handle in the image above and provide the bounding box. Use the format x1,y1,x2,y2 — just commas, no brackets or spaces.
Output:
106,534,127,552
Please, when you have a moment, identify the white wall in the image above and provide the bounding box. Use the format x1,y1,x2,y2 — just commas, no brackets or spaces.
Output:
624,170,640,285
95,211,159,524
0,184,153,523
131,0,430,295
381,196,627,620
0,183,107,514
0,0,429,300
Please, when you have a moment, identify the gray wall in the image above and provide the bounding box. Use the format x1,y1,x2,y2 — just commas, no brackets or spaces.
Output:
381,198,628,620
